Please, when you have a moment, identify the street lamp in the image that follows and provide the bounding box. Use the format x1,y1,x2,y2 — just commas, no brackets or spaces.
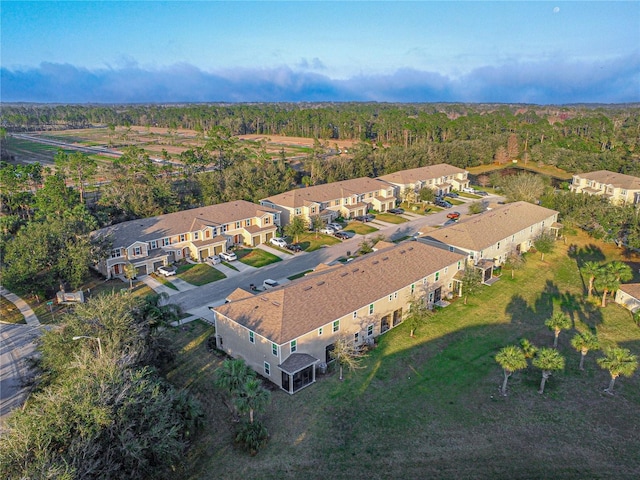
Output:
72,335,102,357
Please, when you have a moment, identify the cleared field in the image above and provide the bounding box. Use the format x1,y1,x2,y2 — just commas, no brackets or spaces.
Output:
167,230,640,479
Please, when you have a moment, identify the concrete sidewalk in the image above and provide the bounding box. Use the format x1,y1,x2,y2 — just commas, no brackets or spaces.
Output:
139,276,180,296
0,285,41,326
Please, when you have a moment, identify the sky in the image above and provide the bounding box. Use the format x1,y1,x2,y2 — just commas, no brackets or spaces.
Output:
1,1,639,104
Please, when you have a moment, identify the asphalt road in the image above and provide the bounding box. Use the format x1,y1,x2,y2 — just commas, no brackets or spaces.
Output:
172,196,500,313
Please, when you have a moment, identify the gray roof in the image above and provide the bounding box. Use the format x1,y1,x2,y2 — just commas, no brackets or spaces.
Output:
423,201,558,251
93,200,278,248
279,353,319,374
576,170,640,190
214,241,465,344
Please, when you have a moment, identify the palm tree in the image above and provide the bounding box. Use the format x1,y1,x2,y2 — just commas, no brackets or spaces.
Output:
519,338,538,360
215,359,255,398
495,345,528,396
581,261,602,298
545,312,572,348
330,335,365,380
234,378,271,424
594,268,619,308
607,261,633,283
570,331,600,370
532,347,565,394
597,347,638,394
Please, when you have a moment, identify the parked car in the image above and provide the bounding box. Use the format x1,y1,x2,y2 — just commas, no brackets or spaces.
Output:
157,265,177,277
435,200,452,208
270,237,288,248
446,211,461,219
444,219,458,226
334,231,350,240
206,255,221,265
285,243,302,252
462,187,477,193
388,207,405,214
354,214,375,222
320,226,336,235
327,222,343,231
262,279,279,289
444,192,459,198
219,251,237,262
476,191,489,196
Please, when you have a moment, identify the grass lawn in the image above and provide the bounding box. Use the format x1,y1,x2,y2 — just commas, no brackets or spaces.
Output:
237,248,283,268
150,272,180,290
288,269,314,281
294,232,342,252
343,222,378,236
374,213,408,224
168,230,640,479
176,263,226,286
0,296,26,324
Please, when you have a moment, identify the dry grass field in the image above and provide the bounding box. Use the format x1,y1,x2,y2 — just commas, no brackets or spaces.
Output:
165,230,640,480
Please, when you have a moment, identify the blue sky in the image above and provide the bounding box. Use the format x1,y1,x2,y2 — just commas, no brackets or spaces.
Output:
2,1,639,104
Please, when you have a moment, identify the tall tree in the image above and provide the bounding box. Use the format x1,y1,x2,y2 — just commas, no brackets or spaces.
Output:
330,335,365,381
495,345,528,396
594,268,619,308
404,296,432,337
460,267,482,305
597,347,638,394
54,149,97,204
532,347,565,394
501,172,546,203
233,378,271,424
124,262,137,290
545,312,572,348
284,215,308,243
504,252,525,279
570,331,600,370
581,261,602,298
534,232,556,261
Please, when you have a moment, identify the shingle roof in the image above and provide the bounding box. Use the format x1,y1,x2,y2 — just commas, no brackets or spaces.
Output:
378,164,467,185
577,171,640,190
423,201,558,251
92,200,278,248
213,242,465,344
261,177,392,208
619,283,640,301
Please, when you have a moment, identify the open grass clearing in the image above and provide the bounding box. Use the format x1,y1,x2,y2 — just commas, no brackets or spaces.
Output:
237,248,283,268
168,230,640,479
343,222,378,236
0,296,26,324
176,263,226,286
150,272,180,290
373,213,408,224
294,232,342,252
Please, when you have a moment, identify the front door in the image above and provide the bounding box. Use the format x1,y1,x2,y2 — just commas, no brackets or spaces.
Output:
434,287,442,303
325,344,335,364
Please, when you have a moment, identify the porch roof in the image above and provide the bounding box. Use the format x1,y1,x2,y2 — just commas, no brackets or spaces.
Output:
278,353,318,374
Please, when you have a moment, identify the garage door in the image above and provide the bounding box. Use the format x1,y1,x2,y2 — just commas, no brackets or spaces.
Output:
136,265,148,276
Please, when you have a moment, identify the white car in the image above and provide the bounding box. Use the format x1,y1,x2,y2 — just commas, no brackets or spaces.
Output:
327,222,343,231
270,237,288,248
206,255,221,265
219,251,237,262
262,279,279,290
157,265,177,277
320,226,336,235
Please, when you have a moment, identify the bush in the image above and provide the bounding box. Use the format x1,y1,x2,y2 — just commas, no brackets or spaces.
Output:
235,420,269,455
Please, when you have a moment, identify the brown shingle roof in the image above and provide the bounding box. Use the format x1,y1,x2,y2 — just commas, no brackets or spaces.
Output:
619,283,640,301
577,171,640,190
424,201,558,251
378,164,467,185
261,177,392,208
93,200,278,248
213,242,465,344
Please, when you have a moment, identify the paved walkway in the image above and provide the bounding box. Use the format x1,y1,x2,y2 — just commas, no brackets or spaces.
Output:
139,275,179,296
0,285,41,326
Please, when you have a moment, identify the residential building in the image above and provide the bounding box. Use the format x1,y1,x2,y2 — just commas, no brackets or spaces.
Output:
419,201,561,282
615,283,640,313
570,170,640,205
211,242,466,394
260,177,397,226
377,163,470,198
93,200,280,279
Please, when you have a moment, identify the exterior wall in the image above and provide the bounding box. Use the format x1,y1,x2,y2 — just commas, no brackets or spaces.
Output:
615,290,640,312
571,175,640,205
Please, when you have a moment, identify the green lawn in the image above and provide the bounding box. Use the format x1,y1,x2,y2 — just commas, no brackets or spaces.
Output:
374,213,408,224
343,222,378,236
167,230,640,479
0,296,26,324
294,232,342,252
149,273,179,290
237,248,283,268
176,263,226,286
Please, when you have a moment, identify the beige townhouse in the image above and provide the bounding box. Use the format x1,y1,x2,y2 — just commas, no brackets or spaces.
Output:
419,201,561,282
92,200,280,279
211,241,466,394
259,177,397,226
570,170,640,205
615,283,640,314
377,163,470,198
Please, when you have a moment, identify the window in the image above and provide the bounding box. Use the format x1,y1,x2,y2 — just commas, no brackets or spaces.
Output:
264,362,270,376
272,343,278,356
179,234,186,242
249,331,255,344
264,216,270,224
394,292,398,299
353,311,357,318
335,200,340,206
369,304,374,314
435,272,440,281
133,246,142,256
411,284,415,294
149,240,157,249
429,292,434,303
444,267,448,274
290,339,297,353
497,242,500,250
162,237,171,246
246,219,251,226
295,208,301,215
333,320,340,333
212,227,218,236
318,327,323,336
235,221,241,229
111,248,122,258
389,294,393,301
222,225,228,232
194,231,200,240
457,261,462,270
311,206,316,213
449,246,454,252
354,332,359,342
367,324,374,336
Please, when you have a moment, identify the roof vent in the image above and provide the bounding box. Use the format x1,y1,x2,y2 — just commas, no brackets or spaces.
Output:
408,247,414,251
340,272,349,277
260,297,269,302
272,301,280,306
372,260,379,265
303,286,313,291
400,250,406,254
352,268,359,273
382,256,389,261
316,281,325,286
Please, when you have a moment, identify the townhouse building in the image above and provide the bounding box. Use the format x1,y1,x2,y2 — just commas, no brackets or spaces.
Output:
212,242,466,394
92,200,280,279
377,163,470,198
259,177,397,226
570,170,640,205
615,283,640,314
419,201,561,282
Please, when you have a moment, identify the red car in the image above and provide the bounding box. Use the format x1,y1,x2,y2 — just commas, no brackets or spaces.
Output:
446,211,461,219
